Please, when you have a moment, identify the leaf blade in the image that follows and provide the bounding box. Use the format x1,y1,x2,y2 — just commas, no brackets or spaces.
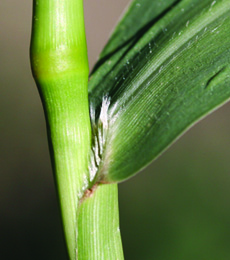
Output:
89,0,230,182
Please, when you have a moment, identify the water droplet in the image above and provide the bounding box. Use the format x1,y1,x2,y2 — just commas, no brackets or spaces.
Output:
148,42,152,54
186,21,190,27
136,3,141,7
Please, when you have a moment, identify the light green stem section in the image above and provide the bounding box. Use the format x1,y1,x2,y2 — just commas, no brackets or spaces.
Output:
30,1,124,260
77,184,124,260
31,1,90,259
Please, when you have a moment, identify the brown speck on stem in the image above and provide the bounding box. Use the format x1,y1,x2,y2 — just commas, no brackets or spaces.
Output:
80,183,98,204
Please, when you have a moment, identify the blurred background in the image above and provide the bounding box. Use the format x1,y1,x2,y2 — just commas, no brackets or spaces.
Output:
1,1,230,259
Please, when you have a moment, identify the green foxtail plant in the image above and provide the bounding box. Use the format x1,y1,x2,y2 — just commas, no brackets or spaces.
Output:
30,0,230,259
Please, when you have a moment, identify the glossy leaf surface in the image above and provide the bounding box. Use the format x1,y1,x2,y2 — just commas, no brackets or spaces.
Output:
89,0,230,182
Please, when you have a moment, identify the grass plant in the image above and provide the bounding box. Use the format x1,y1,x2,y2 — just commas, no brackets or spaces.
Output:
30,0,230,259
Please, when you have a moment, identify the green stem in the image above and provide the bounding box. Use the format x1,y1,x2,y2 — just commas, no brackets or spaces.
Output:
31,1,90,259
77,184,124,260
30,1,124,259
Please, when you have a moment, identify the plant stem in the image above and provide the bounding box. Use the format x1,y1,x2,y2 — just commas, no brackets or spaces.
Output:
77,184,124,260
30,1,90,259
30,1,124,260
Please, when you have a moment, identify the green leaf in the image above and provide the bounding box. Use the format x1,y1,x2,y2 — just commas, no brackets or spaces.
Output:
89,0,230,183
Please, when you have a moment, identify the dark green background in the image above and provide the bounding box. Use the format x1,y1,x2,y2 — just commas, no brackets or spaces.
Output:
1,1,230,259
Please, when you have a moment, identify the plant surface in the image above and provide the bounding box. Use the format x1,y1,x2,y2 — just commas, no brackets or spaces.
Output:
30,0,230,259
